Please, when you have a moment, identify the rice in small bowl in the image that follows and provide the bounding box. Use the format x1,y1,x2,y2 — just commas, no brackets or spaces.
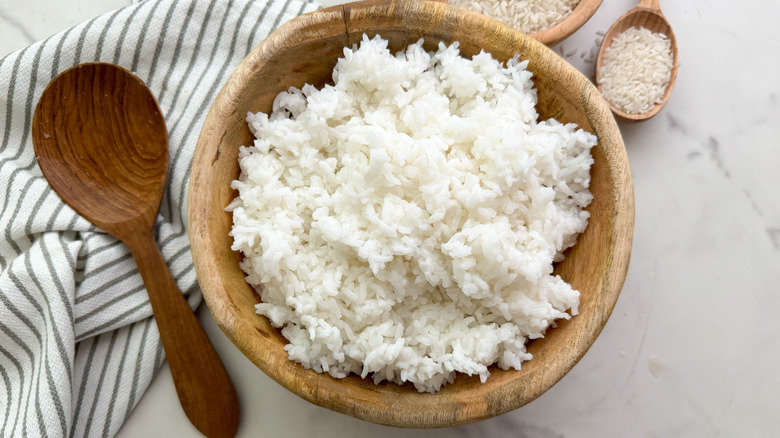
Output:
189,0,633,427
446,0,604,45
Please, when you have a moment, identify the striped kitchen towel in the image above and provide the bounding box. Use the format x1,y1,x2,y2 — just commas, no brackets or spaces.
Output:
0,0,318,436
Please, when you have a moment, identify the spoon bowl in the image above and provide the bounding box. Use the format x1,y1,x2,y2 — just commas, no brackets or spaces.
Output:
595,0,678,122
33,63,240,438
33,63,169,236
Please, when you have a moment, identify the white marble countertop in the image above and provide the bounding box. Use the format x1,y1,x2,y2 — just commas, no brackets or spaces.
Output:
3,0,779,436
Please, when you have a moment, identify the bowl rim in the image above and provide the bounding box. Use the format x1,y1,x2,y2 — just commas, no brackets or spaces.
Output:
189,0,633,428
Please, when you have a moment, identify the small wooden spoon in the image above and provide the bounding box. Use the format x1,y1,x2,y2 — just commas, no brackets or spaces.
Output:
595,0,678,122
32,63,239,438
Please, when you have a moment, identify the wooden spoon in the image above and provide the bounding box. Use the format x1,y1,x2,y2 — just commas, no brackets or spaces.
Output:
595,0,679,122
32,63,240,438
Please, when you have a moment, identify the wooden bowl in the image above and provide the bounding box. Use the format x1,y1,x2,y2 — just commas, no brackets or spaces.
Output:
532,0,604,46
443,0,602,46
189,0,633,428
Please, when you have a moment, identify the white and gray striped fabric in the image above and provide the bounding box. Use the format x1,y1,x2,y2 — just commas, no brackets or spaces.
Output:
0,0,318,436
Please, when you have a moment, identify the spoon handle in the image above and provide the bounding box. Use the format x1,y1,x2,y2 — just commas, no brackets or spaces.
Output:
638,0,660,10
126,228,240,438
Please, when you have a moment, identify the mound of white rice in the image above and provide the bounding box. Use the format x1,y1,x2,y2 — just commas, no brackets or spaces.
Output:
598,26,673,114
448,0,580,34
228,35,596,392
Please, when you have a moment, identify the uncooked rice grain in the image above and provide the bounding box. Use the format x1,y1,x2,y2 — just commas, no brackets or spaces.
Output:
448,0,580,34
228,35,596,392
598,26,673,114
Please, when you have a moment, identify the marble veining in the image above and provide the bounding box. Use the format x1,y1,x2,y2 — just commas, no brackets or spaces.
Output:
2,0,779,436
0,4,35,56
704,136,729,177
0,6,36,42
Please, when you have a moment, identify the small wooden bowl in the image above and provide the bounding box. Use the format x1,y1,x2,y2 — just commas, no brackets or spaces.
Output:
189,0,633,428
444,0,603,46
532,0,604,46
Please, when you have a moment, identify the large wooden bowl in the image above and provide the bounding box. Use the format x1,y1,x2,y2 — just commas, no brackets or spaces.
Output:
189,0,633,428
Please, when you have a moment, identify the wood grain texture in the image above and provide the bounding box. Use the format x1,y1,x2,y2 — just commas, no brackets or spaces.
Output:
33,63,240,438
595,0,679,122
189,0,634,428
33,63,168,235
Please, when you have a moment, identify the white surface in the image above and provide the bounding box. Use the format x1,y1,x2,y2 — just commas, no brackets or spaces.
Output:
0,0,132,56
3,0,779,436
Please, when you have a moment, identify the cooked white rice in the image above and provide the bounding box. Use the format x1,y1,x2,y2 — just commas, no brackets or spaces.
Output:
598,26,673,114
448,0,580,34
228,35,596,392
